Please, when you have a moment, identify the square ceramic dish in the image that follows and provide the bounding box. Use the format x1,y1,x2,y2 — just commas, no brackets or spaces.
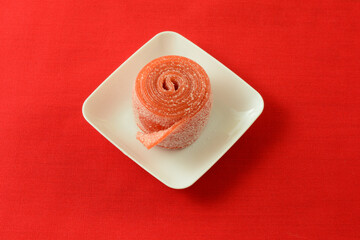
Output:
82,31,264,189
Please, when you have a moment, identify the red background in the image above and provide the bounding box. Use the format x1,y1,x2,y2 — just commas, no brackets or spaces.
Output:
1,0,359,239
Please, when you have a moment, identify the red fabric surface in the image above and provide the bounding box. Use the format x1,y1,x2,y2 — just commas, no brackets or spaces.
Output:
1,0,359,239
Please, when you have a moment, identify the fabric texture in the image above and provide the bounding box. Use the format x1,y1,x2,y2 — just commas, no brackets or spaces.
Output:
1,0,359,239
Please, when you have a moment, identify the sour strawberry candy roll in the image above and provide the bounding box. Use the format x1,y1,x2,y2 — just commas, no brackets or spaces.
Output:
133,55,212,149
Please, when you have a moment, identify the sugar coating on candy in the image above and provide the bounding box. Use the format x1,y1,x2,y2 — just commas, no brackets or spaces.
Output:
132,55,212,149
136,120,185,149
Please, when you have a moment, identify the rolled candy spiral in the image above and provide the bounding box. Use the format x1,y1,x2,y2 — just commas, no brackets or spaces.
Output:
133,55,212,149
